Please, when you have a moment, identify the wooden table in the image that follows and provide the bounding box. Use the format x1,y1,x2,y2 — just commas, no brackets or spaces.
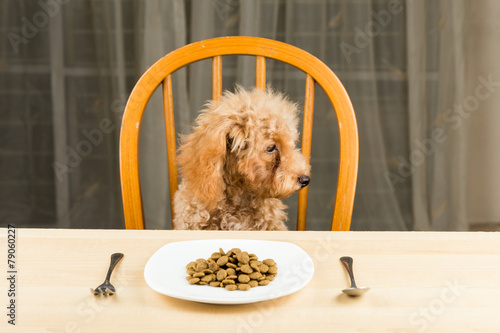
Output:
1,228,500,333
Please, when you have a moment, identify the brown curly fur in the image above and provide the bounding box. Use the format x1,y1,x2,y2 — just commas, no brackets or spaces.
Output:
172,87,310,230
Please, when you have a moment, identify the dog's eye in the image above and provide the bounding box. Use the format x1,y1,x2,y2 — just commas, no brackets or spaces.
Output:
266,144,277,153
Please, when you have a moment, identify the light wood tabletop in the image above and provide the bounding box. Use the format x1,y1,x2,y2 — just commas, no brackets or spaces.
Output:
1,228,500,333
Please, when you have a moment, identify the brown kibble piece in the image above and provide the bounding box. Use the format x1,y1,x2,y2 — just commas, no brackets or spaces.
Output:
217,256,229,266
237,252,250,264
186,262,196,269
259,264,269,273
250,262,261,271
240,265,253,274
225,284,237,291
217,270,227,281
222,279,235,285
188,278,200,285
249,272,262,280
238,283,251,291
226,262,237,268
210,281,221,287
258,279,270,286
211,252,222,260
248,280,259,287
226,268,236,276
201,274,215,282
196,261,208,271
193,272,205,278
208,261,218,271
238,274,250,283
263,259,276,266
268,266,278,274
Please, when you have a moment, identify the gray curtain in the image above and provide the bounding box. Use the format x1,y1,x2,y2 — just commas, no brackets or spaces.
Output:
406,0,467,230
464,0,500,230
1,0,491,231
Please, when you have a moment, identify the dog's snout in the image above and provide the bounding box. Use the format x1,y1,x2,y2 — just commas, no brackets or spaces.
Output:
298,175,310,188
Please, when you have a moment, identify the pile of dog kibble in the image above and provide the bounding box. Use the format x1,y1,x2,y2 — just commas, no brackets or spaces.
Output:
186,248,278,291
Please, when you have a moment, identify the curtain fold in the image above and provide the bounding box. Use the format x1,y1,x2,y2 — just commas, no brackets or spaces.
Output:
336,0,408,230
406,0,467,231
465,0,500,229
136,0,188,229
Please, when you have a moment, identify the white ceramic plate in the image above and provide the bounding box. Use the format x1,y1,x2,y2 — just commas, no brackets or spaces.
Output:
144,239,314,304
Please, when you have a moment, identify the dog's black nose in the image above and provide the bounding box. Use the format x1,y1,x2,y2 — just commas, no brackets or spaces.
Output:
298,175,310,188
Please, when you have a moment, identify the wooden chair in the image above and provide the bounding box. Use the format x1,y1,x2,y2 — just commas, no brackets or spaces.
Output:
120,36,358,231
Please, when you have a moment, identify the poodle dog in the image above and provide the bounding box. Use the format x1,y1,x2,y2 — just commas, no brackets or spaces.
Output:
172,87,310,230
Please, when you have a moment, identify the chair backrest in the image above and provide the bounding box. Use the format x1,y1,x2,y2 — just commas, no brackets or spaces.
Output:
120,36,358,231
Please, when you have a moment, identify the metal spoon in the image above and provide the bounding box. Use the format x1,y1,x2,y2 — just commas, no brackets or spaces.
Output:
340,256,369,297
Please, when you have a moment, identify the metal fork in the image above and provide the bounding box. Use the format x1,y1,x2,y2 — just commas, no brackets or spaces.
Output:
91,253,124,296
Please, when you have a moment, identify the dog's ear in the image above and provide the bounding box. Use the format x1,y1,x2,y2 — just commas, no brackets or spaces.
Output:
177,105,235,211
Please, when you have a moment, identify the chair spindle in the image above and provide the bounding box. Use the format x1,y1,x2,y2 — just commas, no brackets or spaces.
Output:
297,74,315,231
212,56,223,101
256,56,266,90
162,75,179,218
